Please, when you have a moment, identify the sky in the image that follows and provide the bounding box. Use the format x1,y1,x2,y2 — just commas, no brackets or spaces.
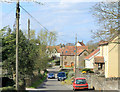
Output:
0,1,101,45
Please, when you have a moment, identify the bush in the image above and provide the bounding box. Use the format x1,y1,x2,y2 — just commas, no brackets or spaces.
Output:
2,77,15,87
65,72,69,77
48,64,52,67
44,69,48,73
1,86,16,92
82,68,94,73
82,68,91,72
29,74,47,88
89,71,94,73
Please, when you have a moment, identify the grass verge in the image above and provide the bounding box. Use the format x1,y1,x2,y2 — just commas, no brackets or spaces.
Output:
61,78,72,85
29,74,47,88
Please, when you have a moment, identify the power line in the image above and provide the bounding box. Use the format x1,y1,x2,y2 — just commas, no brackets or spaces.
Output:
20,5,49,32
19,5,68,43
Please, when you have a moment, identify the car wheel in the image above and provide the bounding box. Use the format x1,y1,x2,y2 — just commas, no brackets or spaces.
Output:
73,88,76,91
92,86,95,90
58,79,60,81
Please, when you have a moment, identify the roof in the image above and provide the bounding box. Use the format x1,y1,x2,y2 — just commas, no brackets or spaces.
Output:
94,56,104,63
46,46,62,53
60,46,88,56
85,48,100,59
78,41,85,46
99,40,108,46
99,31,119,46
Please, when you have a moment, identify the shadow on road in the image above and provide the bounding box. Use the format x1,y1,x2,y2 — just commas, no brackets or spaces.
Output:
73,89,95,92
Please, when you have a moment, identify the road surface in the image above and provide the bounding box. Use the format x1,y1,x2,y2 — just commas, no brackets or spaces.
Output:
27,66,94,92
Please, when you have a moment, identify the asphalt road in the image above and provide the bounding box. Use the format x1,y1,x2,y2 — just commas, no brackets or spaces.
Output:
27,66,94,92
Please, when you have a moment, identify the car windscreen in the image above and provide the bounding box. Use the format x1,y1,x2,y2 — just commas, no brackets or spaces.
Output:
57,73,65,77
49,73,54,76
76,79,86,84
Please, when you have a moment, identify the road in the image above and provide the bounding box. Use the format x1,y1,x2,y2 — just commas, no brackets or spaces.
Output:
27,66,94,92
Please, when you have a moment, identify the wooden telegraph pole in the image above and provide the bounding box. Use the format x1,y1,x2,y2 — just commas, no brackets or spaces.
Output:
75,34,77,78
28,19,30,40
16,0,20,90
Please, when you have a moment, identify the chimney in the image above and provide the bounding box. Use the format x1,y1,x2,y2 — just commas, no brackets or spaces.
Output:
60,43,62,48
63,44,65,47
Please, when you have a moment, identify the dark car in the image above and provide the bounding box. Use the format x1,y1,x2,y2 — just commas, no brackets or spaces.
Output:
48,73,55,79
57,72,66,81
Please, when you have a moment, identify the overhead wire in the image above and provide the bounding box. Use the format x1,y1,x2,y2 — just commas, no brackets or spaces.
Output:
19,5,68,44
1,1,75,44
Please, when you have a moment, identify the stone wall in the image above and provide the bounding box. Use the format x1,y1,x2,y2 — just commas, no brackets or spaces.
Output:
77,73,119,90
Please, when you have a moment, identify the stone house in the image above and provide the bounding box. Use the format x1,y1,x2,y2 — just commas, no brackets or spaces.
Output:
60,46,89,69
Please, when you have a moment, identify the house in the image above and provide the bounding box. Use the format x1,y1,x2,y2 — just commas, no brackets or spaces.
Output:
60,46,89,69
104,33,119,78
85,48,100,69
46,46,62,59
85,32,120,78
98,33,119,78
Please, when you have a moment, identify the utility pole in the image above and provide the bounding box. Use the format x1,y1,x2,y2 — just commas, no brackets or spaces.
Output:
16,0,20,90
62,51,63,69
28,19,30,40
75,34,77,78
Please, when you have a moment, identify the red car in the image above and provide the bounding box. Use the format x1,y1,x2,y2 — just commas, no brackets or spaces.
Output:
72,78,88,91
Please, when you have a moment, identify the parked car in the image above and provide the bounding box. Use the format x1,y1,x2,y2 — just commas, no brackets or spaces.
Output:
72,78,88,91
82,71,87,74
48,73,55,79
57,72,66,81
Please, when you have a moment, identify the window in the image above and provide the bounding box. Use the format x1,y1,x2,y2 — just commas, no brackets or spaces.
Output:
64,56,67,59
71,62,74,67
76,79,86,84
84,53,87,56
64,62,67,65
98,63,102,70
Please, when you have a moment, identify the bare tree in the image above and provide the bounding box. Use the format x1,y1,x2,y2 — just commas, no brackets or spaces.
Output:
91,2,118,41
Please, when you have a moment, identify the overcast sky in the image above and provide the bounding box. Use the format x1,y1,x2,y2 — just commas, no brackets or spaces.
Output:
1,1,101,45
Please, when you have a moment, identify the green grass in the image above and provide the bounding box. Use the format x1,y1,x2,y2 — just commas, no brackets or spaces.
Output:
30,80,43,88
0,86,17,92
29,74,47,88
61,78,73,85
51,60,55,63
